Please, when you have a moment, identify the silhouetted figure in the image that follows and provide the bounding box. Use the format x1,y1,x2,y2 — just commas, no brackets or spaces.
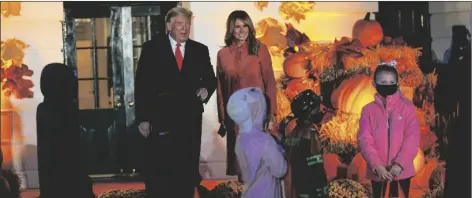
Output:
36,63,94,198
0,169,21,198
444,25,471,198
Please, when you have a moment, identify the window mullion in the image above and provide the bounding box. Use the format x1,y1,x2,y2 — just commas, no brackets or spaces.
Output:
91,17,100,109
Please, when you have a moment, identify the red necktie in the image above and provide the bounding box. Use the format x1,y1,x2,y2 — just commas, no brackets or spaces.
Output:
175,43,183,71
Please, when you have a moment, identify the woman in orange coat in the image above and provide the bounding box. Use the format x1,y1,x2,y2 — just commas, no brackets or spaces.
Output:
216,10,278,177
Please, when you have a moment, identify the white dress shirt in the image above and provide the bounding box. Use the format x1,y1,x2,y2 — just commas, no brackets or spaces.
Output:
169,34,186,58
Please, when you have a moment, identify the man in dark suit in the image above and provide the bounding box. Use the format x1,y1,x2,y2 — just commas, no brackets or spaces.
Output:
134,7,217,198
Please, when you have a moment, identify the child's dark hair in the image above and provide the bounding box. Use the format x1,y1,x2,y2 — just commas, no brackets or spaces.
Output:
373,64,399,82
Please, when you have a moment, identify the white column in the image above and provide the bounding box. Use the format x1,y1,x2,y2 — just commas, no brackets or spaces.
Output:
0,2,64,188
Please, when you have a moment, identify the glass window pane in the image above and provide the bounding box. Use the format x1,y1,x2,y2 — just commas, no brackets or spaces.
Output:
133,47,142,73
132,16,149,46
98,79,113,109
95,18,110,47
75,18,92,48
97,48,109,78
77,49,93,78
78,80,95,110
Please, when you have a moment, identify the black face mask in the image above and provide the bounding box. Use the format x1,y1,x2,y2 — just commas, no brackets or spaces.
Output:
375,84,398,97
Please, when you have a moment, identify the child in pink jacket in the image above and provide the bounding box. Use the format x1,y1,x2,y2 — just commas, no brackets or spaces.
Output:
358,64,420,198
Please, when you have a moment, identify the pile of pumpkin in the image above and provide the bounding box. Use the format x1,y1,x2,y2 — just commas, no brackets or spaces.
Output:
276,13,431,151
274,13,443,197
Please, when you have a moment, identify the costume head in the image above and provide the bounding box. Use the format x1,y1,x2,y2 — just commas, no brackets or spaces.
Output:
227,87,269,133
291,89,323,124
40,63,78,106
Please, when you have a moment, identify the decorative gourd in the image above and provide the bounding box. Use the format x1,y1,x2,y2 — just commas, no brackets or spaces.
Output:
283,52,308,79
352,13,384,47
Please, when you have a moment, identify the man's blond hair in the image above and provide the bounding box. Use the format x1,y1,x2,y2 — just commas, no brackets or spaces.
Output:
165,7,193,23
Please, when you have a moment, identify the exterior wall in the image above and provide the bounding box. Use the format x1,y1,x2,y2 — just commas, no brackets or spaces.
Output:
1,2,64,188
429,2,471,62
186,2,378,180
0,2,384,187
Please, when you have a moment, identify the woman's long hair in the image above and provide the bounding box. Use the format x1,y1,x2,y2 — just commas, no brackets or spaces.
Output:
224,10,260,56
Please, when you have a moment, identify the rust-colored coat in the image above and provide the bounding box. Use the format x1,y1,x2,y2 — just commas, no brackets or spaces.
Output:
216,41,277,175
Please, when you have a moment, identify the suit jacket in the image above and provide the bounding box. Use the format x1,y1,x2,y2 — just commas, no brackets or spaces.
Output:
135,34,217,133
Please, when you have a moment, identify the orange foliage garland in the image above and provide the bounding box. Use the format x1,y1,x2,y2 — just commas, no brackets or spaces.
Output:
302,40,424,88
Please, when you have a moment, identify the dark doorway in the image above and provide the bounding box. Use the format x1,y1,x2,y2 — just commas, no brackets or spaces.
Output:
62,1,178,179
375,2,433,73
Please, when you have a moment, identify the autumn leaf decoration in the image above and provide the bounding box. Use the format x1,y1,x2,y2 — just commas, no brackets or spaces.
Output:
279,2,316,23
1,2,22,18
254,2,269,11
1,39,34,99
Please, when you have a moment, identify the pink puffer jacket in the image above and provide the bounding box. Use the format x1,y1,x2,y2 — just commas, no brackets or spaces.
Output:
358,91,420,181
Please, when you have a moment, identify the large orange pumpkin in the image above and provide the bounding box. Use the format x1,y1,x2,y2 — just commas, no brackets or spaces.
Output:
331,74,415,115
330,74,377,115
283,52,308,79
352,13,384,47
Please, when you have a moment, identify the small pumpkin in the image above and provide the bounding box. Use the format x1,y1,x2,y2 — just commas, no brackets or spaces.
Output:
352,13,384,47
285,79,313,100
283,52,308,79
